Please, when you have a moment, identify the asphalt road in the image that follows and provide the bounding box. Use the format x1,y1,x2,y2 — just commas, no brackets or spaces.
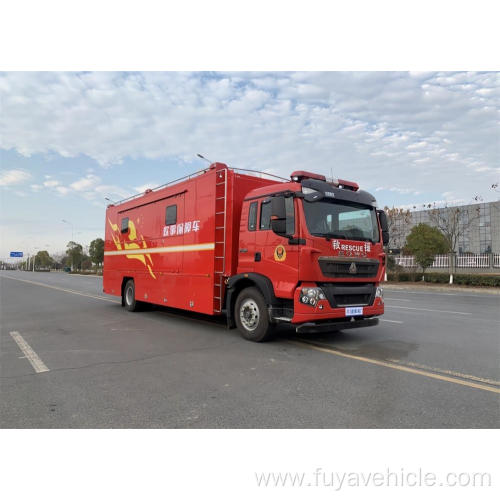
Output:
0,270,498,428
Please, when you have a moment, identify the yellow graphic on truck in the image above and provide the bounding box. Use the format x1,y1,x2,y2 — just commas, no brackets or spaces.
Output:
108,219,156,279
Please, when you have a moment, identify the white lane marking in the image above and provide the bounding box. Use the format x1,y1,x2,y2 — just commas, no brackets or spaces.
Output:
385,290,458,296
380,319,404,324
0,275,120,303
385,298,411,302
9,331,49,373
384,289,499,298
386,305,472,315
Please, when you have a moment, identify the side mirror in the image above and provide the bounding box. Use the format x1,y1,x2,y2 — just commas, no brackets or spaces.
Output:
377,210,389,246
270,196,288,237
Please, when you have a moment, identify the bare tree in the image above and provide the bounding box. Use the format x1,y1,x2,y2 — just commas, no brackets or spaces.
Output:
384,206,412,250
428,204,479,253
428,203,480,283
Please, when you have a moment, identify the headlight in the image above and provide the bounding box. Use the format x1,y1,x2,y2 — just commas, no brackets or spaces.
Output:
375,286,384,303
299,287,326,307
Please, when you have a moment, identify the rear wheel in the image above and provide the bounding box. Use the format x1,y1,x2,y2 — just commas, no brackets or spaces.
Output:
235,287,274,342
123,279,138,311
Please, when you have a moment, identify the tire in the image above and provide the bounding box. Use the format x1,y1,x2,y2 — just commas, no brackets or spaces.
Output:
234,287,274,342
123,279,138,312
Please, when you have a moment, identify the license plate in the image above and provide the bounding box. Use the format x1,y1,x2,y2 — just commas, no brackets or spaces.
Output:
345,307,363,316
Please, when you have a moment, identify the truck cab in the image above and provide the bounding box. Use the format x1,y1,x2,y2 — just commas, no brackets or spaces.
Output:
228,170,389,341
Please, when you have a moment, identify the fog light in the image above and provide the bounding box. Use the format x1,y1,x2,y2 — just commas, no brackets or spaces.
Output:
299,286,326,307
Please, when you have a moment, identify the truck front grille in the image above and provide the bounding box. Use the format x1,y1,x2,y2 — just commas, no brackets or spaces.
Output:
318,283,375,308
318,257,379,278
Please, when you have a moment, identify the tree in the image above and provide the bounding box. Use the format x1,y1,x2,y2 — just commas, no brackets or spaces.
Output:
428,204,480,254
404,223,449,276
35,250,53,269
384,206,412,250
66,241,83,270
81,255,92,270
428,203,480,281
89,238,104,268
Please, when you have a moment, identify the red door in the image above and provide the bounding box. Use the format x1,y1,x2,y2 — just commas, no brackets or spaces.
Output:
253,197,299,299
237,200,258,273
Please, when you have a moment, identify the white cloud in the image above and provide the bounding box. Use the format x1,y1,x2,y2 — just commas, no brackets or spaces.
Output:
0,71,498,204
0,169,31,186
134,182,159,193
43,179,60,187
55,186,70,195
70,174,100,191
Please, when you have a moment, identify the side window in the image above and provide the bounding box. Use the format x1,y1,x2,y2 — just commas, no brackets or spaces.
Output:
285,197,295,235
248,202,257,231
260,200,272,230
121,217,129,233
165,204,177,225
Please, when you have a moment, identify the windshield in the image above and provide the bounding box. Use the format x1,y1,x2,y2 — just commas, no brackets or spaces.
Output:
302,199,380,243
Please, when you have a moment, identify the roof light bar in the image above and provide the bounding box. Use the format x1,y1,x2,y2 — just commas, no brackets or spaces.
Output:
290,171,327,182
331,178,359,191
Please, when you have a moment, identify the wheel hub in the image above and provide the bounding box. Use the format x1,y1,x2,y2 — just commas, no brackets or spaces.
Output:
239,299,259,331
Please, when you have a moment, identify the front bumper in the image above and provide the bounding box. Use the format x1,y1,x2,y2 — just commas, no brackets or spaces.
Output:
291,284,384,324
295,317,379,333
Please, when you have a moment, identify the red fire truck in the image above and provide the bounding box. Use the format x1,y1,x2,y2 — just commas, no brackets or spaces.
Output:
103,162,389,341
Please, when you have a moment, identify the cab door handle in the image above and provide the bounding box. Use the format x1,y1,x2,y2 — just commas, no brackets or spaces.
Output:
254,252,261,262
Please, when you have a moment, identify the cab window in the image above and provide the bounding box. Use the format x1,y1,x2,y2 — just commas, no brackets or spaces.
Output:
260,201,272,230
285,196,295,235
248,202,257,231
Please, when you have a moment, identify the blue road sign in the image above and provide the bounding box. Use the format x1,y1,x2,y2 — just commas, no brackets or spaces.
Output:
10,251,23,258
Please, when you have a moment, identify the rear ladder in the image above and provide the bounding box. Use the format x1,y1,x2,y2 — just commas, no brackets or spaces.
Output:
213,166,227,313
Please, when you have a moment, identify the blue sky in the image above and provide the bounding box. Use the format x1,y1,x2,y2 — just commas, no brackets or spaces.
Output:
1,71,499,260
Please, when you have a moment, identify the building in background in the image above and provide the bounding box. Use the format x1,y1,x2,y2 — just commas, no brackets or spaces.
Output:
388,201,500,254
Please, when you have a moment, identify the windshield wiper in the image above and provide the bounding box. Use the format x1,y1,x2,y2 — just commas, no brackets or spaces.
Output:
311,232,375,243
310,232,346,240
347,236,374,243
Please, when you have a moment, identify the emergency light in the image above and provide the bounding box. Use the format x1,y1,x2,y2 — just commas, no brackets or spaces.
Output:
290,171,327,182
331,178,359,191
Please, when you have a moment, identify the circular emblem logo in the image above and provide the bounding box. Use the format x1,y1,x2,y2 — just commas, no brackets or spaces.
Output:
274,245,287,262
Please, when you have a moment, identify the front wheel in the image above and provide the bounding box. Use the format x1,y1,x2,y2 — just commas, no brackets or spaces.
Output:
234,287,274,342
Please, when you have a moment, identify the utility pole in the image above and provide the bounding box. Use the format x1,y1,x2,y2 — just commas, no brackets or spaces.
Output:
62,219,74,270
32,247,39,272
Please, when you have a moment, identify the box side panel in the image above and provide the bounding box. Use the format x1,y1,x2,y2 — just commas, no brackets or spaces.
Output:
103,170,217,315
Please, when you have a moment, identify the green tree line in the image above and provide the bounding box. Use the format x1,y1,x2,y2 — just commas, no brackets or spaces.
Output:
18,238,104,272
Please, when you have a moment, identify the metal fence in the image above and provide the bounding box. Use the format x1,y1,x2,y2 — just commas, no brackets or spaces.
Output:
394,254,500,269
456,254,490,268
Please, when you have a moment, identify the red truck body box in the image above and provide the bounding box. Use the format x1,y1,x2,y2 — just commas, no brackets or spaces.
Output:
103,163,277,315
